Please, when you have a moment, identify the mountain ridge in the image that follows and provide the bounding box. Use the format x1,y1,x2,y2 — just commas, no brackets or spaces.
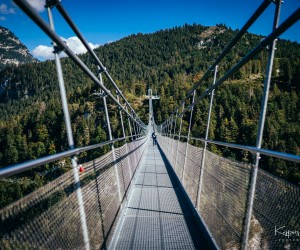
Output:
0,26,37,69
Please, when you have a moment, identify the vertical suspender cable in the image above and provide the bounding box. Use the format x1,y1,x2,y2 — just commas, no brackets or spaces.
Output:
241,1,282,249
126,106,138,173
196,65,218,210
117,93,132,184
99,72,122,203
55,1,144,126
168,115,174,156
182,91,196,185
168,0,271,118
126,107,134,141
171,111,178,167
47,6,90,250
174,103,185,175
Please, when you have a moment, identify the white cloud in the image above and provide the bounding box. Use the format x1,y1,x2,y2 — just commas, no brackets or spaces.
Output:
64,36,100,54
32,45,54,60
0,4,16,14
32,36,100,60
26,0,45,12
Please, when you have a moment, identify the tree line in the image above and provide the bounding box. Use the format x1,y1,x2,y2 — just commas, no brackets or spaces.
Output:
0,23,299,206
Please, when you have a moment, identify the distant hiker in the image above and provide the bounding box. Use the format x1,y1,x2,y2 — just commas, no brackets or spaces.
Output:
152,132,157,145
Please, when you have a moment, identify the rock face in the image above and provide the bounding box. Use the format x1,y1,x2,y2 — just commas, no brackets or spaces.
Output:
0,26,37,69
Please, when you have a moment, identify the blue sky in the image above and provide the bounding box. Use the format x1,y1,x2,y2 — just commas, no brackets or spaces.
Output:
1,0,299,60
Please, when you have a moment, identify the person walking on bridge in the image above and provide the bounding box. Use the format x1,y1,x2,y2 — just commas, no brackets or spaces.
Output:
152,131,157,145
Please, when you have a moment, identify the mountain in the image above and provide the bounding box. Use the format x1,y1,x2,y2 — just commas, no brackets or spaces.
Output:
0,23,299,185
0,26,37,69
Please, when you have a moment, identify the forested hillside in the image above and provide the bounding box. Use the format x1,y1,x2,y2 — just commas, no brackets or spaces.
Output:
0,23,299,192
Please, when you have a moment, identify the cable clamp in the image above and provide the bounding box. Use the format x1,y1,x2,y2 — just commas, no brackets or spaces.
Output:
260,38,270,51
97,65,106,74
45,0,60,9
92,90,107,98
268,0,284,5
52,41,67,54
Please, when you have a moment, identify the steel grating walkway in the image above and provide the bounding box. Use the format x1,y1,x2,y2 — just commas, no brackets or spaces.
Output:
111,140,212,249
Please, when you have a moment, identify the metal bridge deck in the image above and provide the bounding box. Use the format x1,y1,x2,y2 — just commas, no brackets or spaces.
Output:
111,140,211,249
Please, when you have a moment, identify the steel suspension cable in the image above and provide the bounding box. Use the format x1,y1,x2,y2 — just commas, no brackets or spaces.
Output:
171,0,272,116
178,7,300,117
13,0,145,129
53,0,143,126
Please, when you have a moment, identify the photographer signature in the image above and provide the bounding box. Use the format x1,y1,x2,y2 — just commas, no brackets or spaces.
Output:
275,226,300,238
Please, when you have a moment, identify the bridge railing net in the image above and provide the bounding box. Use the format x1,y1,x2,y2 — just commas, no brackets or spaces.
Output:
0,0,149,249
0,137,148,250
157,135,300,249
252,168,300,249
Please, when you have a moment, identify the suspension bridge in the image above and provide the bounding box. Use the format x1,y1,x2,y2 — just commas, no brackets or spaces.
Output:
0,0,300,249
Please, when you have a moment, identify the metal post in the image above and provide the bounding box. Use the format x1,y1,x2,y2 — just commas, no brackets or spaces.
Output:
47,7,90,250
126,107,133,141
171,111,178,168
169,115,174,137
99,72,122,203
132,119,136,139
149,95,152,126
138,123,142,137
174,103,185,174
166,119,170,136
163,122,167,146
182,90,196,185
168,118,172,154
132,119,137,139
116,93,126,139
172,112,178,139
196,65,218,210
168,115,174,157
242,2,281,249
131,112,139,167
138,124,141,137
165,121,168,136
126,107,137,174
163,120,166,150
117,94,132,180
132,121,140,167
165,119,168,136
166,118,171,158
136,122,140,138
135,122,138,138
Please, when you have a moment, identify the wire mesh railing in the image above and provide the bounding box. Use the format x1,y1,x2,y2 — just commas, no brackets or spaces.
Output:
0,0,148,249
157,1,300,249
0,137,148,249
157,136,300,249
1,0,299,249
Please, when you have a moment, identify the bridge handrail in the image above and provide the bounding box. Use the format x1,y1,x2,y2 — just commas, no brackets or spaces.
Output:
173,135,300,163
0,134,146,179
158,2,300,249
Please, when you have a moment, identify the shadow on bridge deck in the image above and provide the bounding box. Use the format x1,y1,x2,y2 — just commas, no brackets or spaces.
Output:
109,140,215,249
